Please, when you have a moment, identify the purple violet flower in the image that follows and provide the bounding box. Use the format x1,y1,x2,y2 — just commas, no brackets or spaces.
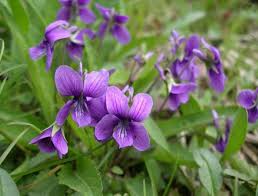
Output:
193,38,226,93
170,58,199,83
66,28,95,61
170,34,200,83
237,88,258,123
170,30,185,54
96,3,130,44
55,65,109,127
30,125,68,159
29,20,76,70
184,34,200,59
95,86,153,151
57,0,96,24
168,83,196,111
212,110,232,153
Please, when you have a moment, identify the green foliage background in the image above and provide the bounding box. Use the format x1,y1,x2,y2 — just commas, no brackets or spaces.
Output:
0,0,257,195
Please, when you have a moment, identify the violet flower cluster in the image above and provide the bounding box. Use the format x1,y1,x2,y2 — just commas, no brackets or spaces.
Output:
29,1,151,159
155,30,227,111
212,110,232,153
29,1,130,71
30,65,153,158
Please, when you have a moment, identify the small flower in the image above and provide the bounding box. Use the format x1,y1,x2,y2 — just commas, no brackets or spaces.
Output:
95,86,153,151
170,58,199,83
55,65,109,127
57,0,96,24
237,88,258,123
66,28,95,61
170,30,185,54
193,38,226,93
96,3,130,44
154,53,166,80
184,34,200,59
30,125,68,159
29,20,75,70
212,110,232,153
168,83,196,111
134,52,154,66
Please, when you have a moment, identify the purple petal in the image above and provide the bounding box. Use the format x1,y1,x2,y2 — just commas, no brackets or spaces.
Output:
208,69,226,93
71,100,91,127
95,114,119,141
192,49,207,62
55,65,83,97
237,90,256,109
97,22,108,39
66,42,84,61
130,122,150,151
45,27,71,44
75,29,96,42
56,100,75,126
129,93,153,122
171,83,196,94
215,138,226,153
154,54,166,80
247,107,258,123
83,70,109,98
114,14,129,24
95,3,111,20
56,7,71,21
113,124,133,148
45,20,69,34
111,24,130,44
46,45,54,71
51,129,68,158
177,92,190,104
37,139,56,153
168,93,180,111
212,110,220,129
106,86,129,118
79,8,96,24
77,0,90,5
30,127,52,144
59,0,73,7
184,35,200,57
29,42,46,60
201,38,221,63
88,96,108,126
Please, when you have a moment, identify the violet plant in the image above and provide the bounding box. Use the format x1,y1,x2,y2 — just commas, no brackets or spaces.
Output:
0,0,257,195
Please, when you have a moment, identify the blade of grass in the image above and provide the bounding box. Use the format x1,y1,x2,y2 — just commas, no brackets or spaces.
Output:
0,128,28,165
0,39,4,62
8,121,41,133
0,77,7,95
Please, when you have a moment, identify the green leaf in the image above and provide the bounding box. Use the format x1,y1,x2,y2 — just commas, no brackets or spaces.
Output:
125,175,153,196
223,169,251,182
144,118,170,152
144,159,160,196
111,166,124,175
0,128,28,165
8,0,29,35
0,168,19,196
193,149,222,196
153,143,195,166
180,96,201,115
223,108,248,160
145,118,196,166
157,106,238,137
58,157,102,196
0,0,12,13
